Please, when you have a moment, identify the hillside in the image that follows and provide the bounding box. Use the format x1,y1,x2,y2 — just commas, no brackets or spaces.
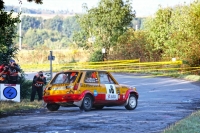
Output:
12,12,76,19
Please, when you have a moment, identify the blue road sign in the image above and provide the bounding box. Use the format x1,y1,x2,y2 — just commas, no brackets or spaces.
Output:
3,87,17,99
48,56,55,60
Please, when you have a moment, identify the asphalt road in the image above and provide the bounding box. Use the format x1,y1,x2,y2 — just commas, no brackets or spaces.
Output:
1,73,200,133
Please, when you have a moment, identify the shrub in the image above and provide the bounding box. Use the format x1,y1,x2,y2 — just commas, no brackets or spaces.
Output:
89,50,103,62
18,71,32,99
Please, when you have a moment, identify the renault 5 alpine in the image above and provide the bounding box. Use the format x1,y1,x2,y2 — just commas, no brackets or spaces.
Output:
43,70,139,111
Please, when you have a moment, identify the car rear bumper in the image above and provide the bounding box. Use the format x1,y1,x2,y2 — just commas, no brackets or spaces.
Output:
43,94,82,103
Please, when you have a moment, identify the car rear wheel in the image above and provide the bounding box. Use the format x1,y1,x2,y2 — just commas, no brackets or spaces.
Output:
47,103,60,111
94,105,104,110
80,95,93,111
125,94,137,110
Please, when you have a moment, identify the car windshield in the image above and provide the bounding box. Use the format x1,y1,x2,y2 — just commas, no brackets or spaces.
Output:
51,72,78,84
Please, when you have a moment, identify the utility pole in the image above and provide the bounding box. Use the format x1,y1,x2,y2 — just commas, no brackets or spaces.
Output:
19,1,22,50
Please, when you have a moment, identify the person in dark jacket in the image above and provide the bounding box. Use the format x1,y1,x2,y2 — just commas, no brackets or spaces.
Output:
9,59,20,84
30,71,46,102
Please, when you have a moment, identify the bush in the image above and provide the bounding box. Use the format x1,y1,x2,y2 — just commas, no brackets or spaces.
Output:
18,71,32,99
20,79,32,99
89,50,103,62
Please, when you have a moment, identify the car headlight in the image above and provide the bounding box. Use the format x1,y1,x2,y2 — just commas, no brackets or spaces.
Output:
130,86,137,91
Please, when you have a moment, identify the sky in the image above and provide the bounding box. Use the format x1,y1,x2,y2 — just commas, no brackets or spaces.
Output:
4,0,194,17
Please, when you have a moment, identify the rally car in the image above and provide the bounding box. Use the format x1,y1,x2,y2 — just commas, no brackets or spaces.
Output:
43,70,138,111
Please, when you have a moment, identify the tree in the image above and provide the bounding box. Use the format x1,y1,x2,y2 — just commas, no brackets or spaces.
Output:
74,0,135,54
170,1,200,66
22,16,43,31
144,7,172,61
144,1,200,65
0,9,21,63
23,29,65,49
0,0,43,63
111,28,149,61
63,16,80,38
43,16,63,31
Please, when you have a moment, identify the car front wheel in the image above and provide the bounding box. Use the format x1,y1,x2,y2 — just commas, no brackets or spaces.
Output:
47,103,60,111
125,94,137,110
80,95,93,111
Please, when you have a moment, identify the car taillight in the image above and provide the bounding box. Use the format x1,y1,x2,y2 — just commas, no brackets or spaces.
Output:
73,83,79,90
44,87,51,90
44,87,47,91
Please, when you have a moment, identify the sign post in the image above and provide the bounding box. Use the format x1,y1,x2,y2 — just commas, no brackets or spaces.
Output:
48,51,55,80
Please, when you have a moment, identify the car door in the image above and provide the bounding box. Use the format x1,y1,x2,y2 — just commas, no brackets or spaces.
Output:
98,71,119,103
83,71,102,103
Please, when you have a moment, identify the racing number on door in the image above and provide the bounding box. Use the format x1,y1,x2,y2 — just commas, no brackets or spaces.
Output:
105,84,118,100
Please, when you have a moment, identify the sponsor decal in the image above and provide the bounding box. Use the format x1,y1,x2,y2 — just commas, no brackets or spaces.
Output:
105,84,118,100
94,90,98,97
34,81,44,87
35,83,43,87
4,84,16,86
81,83,99,87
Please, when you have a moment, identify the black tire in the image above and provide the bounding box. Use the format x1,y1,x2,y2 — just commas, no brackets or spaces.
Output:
47,103,60,111
125,94,137,110
94,105,104,110
80,95,93,111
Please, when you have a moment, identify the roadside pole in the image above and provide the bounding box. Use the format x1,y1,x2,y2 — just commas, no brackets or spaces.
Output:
48,51,55,80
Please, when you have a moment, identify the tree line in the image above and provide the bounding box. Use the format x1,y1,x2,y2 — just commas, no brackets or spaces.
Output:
5,5,74,14
74,0,200,66
1,0,200,67
18,15,80,49
13,14,144,49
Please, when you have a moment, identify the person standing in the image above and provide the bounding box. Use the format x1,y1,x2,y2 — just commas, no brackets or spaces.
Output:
30,71,46,102
0,63,10,83
9,59,20,84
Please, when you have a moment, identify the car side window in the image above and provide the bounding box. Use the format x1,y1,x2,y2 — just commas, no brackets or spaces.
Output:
84,71,98,83
99,72,115,84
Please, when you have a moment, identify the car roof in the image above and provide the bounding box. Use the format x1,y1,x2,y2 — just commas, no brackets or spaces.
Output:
57,69,107,74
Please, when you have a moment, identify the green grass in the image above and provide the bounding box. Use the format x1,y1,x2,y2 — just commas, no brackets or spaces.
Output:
163,111,200,133
0,99,44,115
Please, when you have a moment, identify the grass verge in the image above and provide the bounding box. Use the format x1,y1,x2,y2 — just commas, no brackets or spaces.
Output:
163,110,200,133
0,99,44,117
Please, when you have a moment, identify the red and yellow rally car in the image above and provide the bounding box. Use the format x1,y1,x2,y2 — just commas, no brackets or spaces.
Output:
43,70,139,111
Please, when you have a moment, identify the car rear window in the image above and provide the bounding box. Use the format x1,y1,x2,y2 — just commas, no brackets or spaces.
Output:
51,72,79,84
